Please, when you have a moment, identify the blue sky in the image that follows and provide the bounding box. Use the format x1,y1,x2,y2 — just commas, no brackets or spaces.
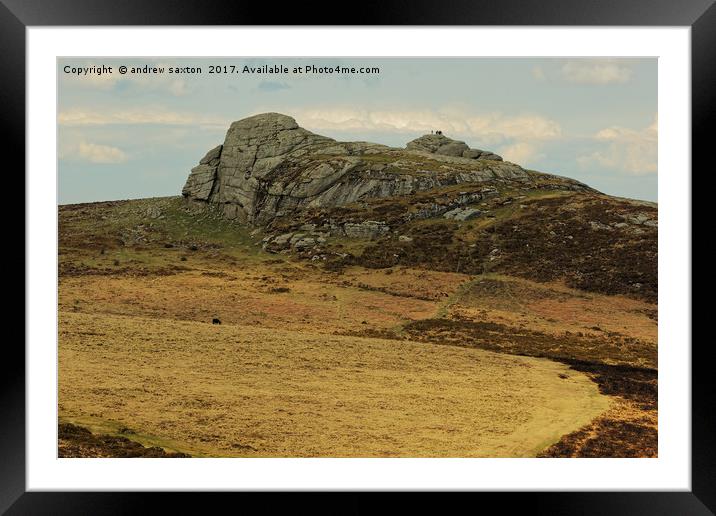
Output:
58,57,657,203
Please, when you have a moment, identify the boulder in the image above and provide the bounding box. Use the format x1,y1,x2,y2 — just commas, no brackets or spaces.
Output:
293,237,316,249
405,134,455,153
462,149,483,159
406,134,502,161
479,152,503,161
626,213,652,225
443,207,481,221
343,221,390,239
145,205,162,219
437,142,470,157
272,233,293,245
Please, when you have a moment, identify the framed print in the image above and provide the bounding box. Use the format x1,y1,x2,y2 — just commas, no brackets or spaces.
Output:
5,0,710,513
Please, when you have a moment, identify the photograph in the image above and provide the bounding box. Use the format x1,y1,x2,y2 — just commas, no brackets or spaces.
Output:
56,57,659,459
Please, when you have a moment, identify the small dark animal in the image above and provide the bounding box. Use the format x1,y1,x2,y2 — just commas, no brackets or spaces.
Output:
212,318,221,325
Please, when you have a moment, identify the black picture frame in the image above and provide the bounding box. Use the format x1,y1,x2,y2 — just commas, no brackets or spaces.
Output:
4,0,708,513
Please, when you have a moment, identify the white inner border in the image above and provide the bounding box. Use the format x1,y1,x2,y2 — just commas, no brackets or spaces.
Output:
27,27,691,491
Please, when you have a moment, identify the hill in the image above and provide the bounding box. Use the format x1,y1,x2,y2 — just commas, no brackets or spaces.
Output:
57,113,658,458
182,113,657,302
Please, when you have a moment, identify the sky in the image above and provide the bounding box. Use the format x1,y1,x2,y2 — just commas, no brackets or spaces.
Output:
58,57,657,204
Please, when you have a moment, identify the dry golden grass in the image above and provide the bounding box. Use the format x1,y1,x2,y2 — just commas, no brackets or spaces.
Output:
337,266,471,301
58,263,439,335
59,311,609,457
59,265,655,347
445,274,656,344
57,197,657,458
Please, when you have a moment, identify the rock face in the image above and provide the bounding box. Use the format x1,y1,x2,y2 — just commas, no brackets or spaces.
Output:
182,113,543,226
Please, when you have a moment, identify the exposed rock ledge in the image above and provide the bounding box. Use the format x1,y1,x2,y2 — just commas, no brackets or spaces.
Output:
182,113,562,226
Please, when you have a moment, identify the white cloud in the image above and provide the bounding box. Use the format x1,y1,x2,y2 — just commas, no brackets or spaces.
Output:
78,142,127,163
578,115,657,175
497,142,544,167
60,141,128,164
58,108,227,130
59,106,562,151
287,107,562,147
561,60,632,85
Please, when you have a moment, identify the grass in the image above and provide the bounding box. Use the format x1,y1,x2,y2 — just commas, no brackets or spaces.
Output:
58,196,657,458
58,418,192,457
60,196,263,260
315,190,657,303
59,311,609,458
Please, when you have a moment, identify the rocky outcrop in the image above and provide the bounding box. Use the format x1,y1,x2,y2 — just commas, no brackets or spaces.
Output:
262,219,391,253
406,134,503,161
344,221,390,239
181,145,222,201
443,207,482,221
182,113,535,226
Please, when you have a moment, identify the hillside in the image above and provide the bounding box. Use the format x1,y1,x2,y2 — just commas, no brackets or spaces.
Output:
181,113,656,302
58,113,658,458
